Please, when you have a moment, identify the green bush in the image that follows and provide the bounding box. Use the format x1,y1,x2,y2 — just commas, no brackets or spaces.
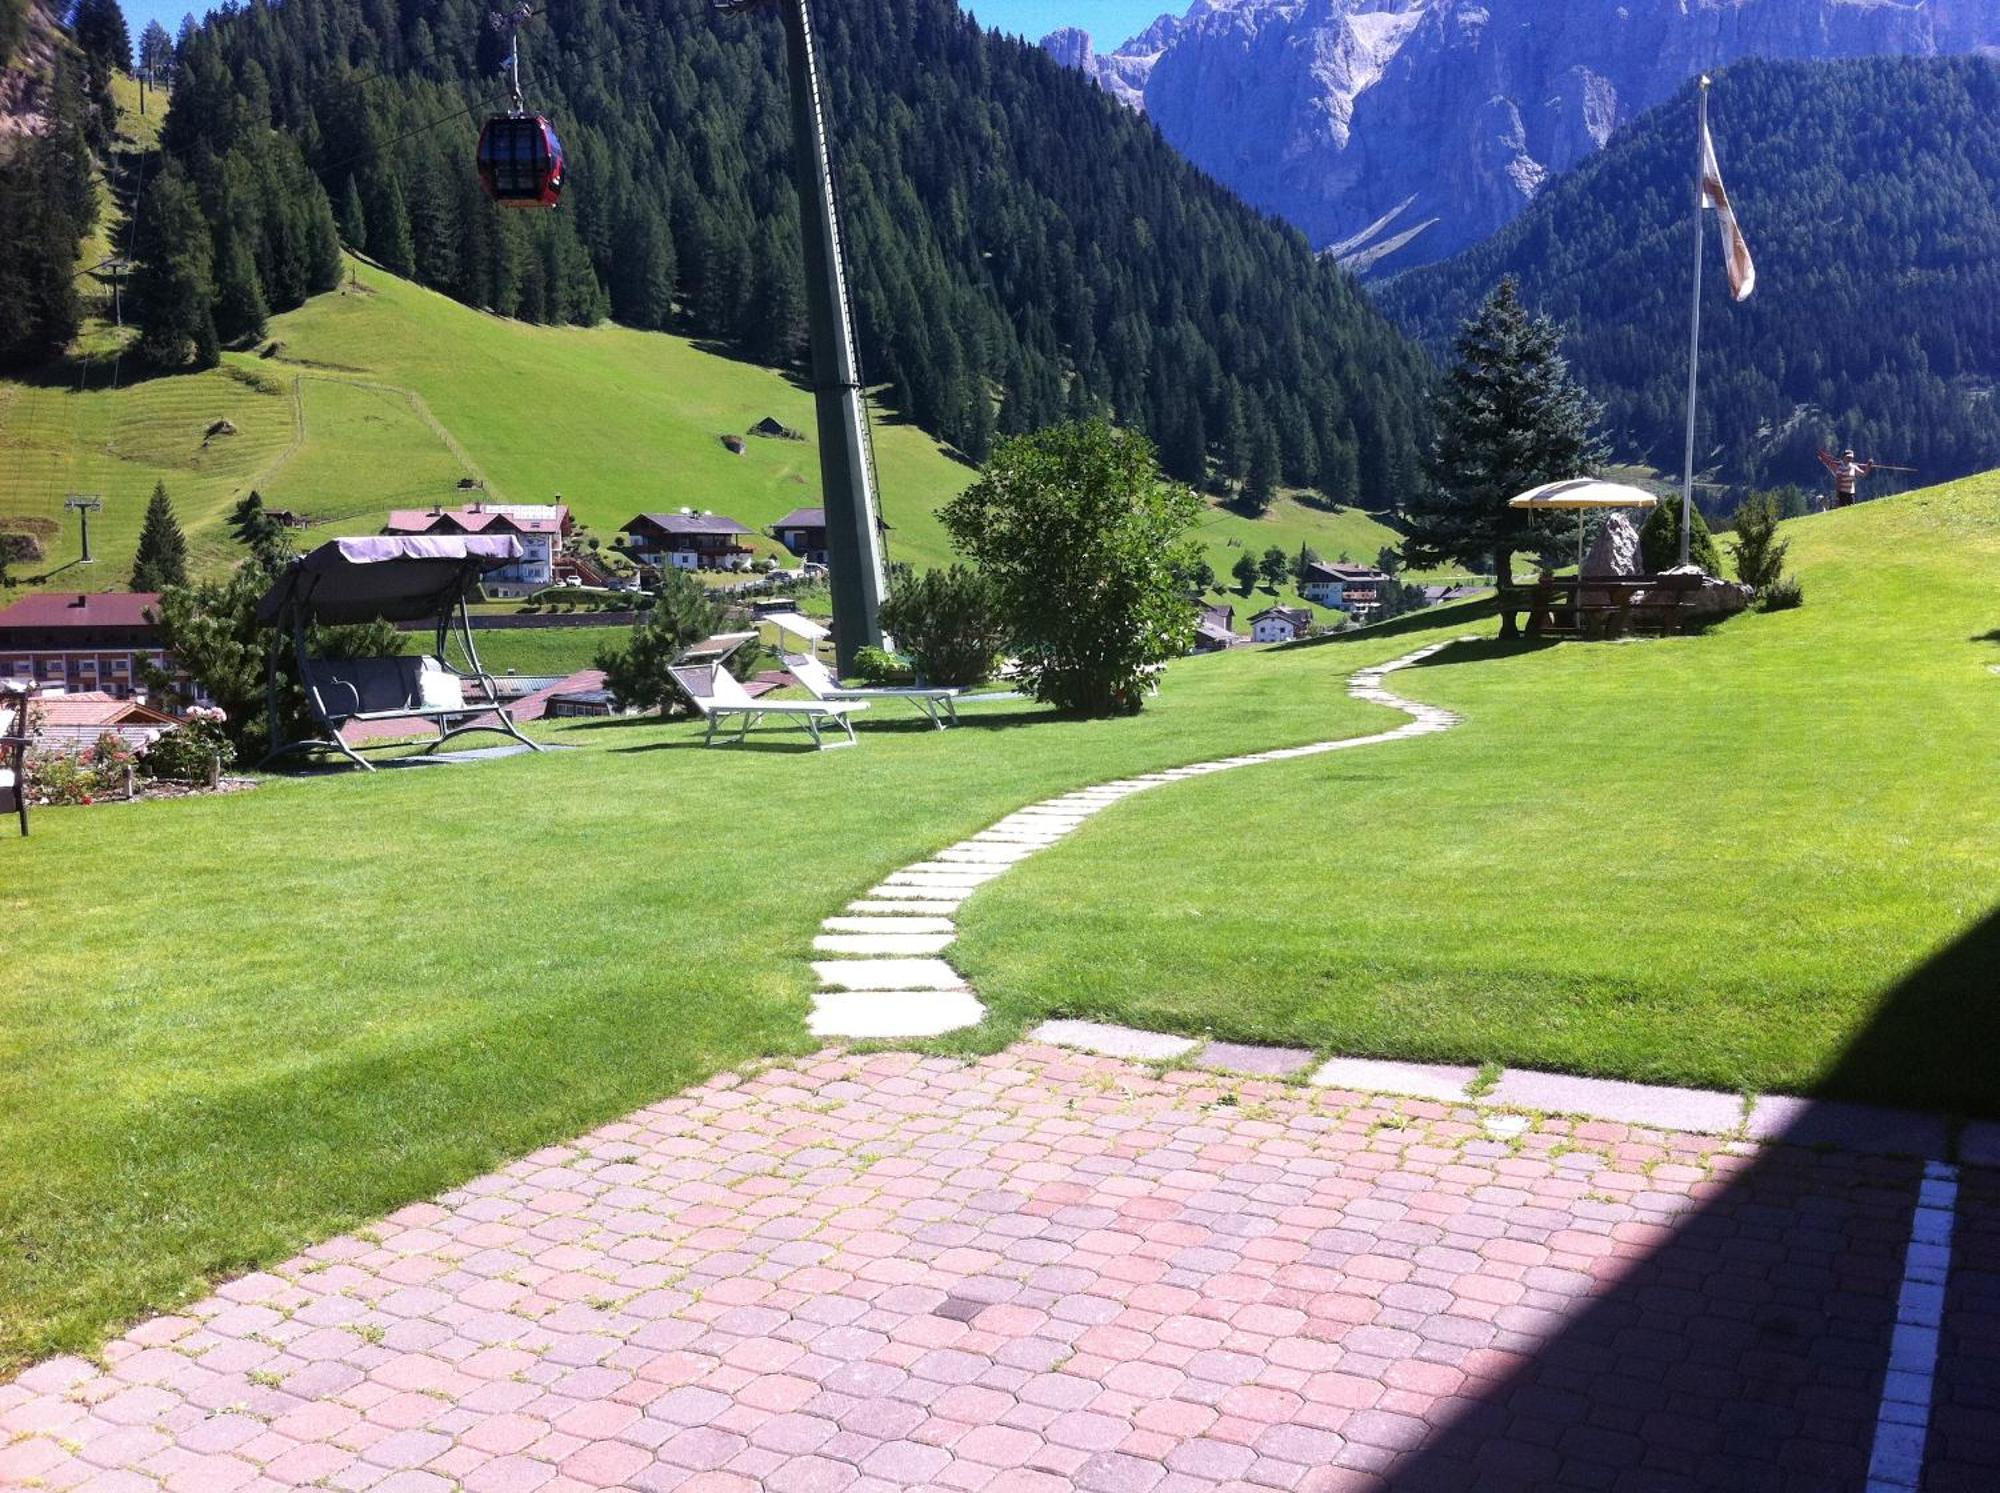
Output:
877,565,1008,687
1759,576,1806,611
1640,499,1723,575
592,569,728,714
1729,492,1793,597
940,420,1201,715
850,646,914,686
141,709,237,782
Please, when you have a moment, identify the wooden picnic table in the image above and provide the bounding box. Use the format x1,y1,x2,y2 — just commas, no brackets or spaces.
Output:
1496,573,1705,640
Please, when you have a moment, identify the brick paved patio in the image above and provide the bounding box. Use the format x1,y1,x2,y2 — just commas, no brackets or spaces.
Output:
0,1045,1964,1491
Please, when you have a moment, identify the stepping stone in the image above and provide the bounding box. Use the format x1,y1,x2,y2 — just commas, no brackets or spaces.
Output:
850,898,965,915
1196,1042,1317,1078
866,885,969,903
812,958,968,992
822,916,955,935
935,844,1036,864
812,932,955,956
1486,1070,1743,1135
1307,1056,1478,1103
1743,1096,1949,1158
1030,1019,1198,1061
884,866,999,884
808,989,985,1039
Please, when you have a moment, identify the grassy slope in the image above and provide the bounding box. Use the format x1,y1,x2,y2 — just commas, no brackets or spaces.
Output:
0,626,1440,1368
3,249,1409,618
952,475,2000,1111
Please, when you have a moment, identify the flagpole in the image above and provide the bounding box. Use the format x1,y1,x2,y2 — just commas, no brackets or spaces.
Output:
1679,77,1709,570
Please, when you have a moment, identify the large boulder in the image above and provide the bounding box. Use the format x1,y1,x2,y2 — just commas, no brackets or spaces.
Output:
1650,563,1752,621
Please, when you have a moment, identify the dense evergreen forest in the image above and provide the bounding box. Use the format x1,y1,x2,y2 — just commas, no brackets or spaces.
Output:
105,0,1430,498
1377,56,2000,503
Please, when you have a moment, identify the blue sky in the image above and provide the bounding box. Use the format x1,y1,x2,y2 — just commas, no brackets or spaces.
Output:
124,0,1176,55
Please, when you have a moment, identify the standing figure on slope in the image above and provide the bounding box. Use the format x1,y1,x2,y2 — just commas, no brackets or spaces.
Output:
1816,447,1876,509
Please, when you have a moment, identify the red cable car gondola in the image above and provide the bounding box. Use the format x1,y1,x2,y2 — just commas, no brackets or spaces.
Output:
478,7,564,210
476,113,565,209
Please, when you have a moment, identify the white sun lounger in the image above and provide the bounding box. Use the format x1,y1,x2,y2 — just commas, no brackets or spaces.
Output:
783,652,965,729
669,661,866,750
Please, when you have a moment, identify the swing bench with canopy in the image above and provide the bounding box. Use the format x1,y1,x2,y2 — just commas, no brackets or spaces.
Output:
256,535,545,771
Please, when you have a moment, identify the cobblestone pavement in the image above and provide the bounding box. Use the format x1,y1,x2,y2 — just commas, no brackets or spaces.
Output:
0,1046,1974,1492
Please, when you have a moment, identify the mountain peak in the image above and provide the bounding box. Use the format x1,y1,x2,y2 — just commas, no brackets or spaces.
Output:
1044,0,2000,274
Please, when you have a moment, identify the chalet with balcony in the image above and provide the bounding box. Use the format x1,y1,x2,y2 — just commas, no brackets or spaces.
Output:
1248,605,1314,644
1300,561,1390,614
770,506,892,568
620,511,757,572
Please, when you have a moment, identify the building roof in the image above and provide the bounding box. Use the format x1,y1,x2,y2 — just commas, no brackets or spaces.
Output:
773,507,890,532
385,503,568,536
33,692,179,728
624,512,755,538
0,592,161,630
1301,561,1390,584
1249,606,1313,626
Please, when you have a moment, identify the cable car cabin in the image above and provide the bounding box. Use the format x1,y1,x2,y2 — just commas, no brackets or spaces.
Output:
477,114,565,208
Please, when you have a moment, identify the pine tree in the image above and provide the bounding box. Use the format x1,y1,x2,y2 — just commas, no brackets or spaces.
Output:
130,164,219,369
131,481,190,591
138,18,172,80
1243,423,1281,515
69,0,129,70
362,169,415,278
337,175,367,252
213,225,268,344
1406,278,1606,591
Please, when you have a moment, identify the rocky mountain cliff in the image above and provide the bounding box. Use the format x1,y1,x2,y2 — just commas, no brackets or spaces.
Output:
1044,0,2000,273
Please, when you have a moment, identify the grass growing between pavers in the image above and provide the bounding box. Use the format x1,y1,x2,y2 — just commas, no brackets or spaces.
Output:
0,626,1445,1370
950,475,2000,1116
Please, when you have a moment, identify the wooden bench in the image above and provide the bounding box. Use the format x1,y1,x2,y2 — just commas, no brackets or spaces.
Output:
1497,574,1704,640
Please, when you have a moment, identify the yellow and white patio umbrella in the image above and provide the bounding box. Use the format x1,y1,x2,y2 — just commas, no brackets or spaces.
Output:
1507,479,1659,579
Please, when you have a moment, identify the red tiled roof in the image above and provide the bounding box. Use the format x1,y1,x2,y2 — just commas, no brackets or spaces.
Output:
0,592,161,629
385,505,567,536
33,692,178,727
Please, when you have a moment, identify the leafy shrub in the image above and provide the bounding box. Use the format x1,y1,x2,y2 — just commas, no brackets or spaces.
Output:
1759,577,1805,611
142,708,237,781
877,566,1008,687
940,420,1201,714
850,646,914,685
28,733,134,806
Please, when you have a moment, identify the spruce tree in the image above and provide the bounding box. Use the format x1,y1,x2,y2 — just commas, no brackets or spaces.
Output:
130,164,219,368
336,175,367,253
1406,278,1605,590
131,481,190,591
1243,423,1281,515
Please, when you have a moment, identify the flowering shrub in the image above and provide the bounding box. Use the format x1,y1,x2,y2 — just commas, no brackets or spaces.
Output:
27,733,134,807
142,708,236,782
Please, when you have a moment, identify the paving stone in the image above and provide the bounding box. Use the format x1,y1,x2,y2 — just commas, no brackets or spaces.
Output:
1743,1096,1949,1157
1195,1042,1317,1078
1029,1020,1198,1061
1306,1056,1478,1103
811,959,969,992
821,917,957,935
934,844,1038,864
811,934,957,957
865,886,970,903
849,899,965,915
806,991,985,1039
1485,1069,1744,1134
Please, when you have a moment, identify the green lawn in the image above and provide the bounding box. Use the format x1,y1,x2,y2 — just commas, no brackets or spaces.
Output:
950,475,2000,1114
0,625,1439,1370
460,624,633,679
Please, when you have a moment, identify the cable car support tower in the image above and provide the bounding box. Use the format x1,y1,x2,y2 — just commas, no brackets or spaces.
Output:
717,0,888,672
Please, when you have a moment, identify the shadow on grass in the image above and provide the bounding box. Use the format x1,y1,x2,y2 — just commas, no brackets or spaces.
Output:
1347,905,2000,1491
1275,595,1500,651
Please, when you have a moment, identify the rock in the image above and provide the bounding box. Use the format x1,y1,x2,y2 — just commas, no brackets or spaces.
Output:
1043,0,2000,274
720,434,746,455
1583,511,1643,580
1650,564,1752,620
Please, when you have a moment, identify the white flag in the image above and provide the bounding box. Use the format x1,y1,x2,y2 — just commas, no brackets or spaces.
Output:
1700,111,1755,301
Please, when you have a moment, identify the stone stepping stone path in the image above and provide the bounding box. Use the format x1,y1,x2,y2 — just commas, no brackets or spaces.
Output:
807,639,1471,1040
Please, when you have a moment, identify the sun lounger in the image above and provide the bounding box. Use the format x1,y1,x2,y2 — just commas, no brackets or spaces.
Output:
669,660,866,749
782,652,964,729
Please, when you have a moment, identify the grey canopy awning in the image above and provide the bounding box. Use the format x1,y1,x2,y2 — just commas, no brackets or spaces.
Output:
256,536,525,626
